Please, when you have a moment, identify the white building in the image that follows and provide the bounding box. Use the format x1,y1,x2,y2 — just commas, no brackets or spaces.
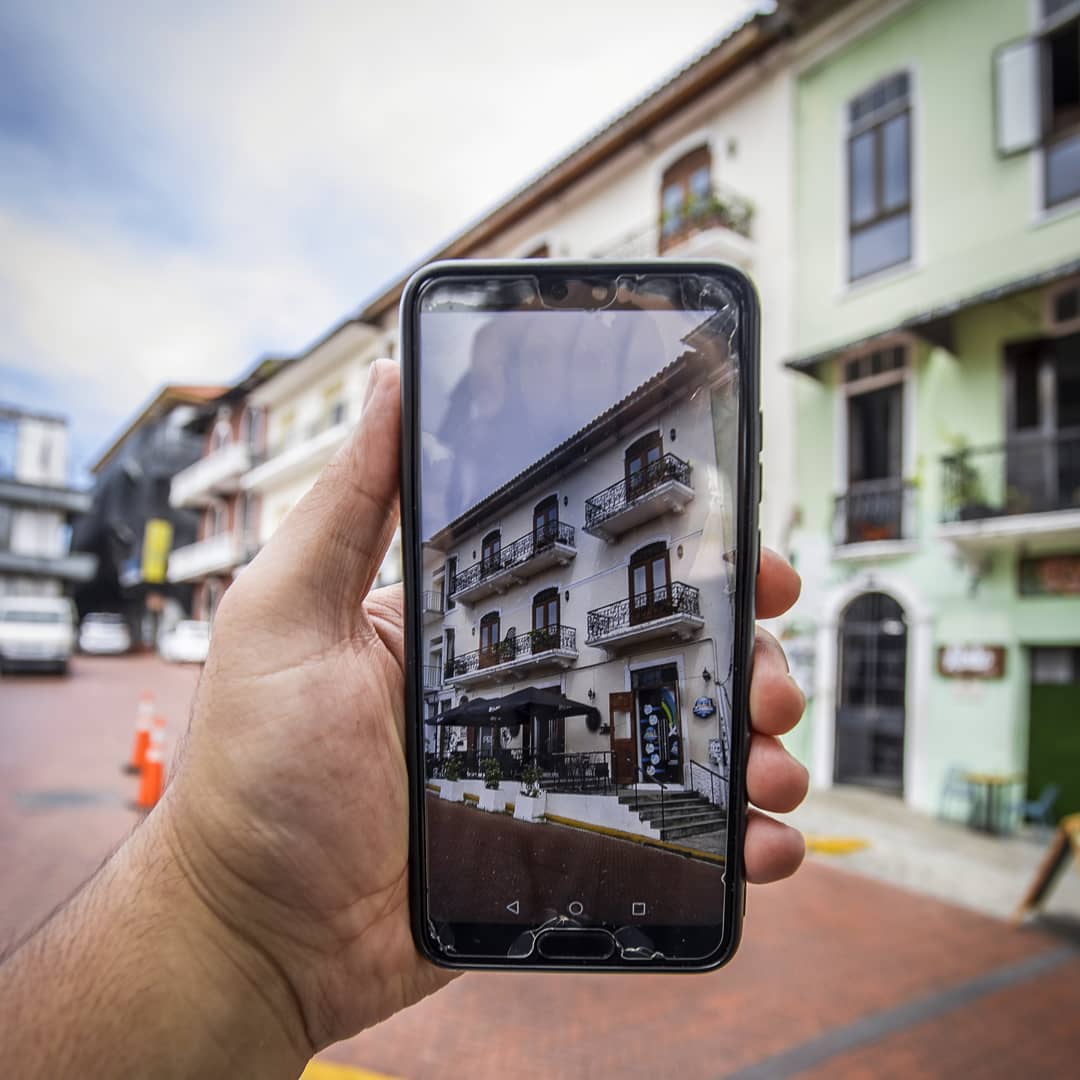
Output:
422,348,737,841
0,405,96,597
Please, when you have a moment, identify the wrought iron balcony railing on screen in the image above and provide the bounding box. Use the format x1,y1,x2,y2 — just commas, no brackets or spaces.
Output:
586,582,700,641
833,478,913,545
444,624,577,679
450,521,575,596
584,454,691,531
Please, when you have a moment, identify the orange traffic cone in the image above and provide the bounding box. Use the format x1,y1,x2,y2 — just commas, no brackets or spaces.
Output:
135,716,166,812
124,691,155,774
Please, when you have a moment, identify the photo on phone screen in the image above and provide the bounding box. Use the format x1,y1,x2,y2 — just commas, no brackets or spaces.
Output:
404,265,757,967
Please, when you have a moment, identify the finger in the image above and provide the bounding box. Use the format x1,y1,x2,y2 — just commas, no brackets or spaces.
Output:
756,547,801,619
744,807,806,884
750,628,806,736
246,359,401,628
746,733,809,813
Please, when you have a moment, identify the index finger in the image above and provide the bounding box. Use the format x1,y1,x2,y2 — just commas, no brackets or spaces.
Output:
756,547,801,620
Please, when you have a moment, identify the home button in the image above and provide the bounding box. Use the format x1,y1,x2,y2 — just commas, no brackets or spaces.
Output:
536,929,616,961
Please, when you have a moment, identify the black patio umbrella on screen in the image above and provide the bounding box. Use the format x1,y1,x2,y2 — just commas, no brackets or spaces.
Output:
429,686,601,730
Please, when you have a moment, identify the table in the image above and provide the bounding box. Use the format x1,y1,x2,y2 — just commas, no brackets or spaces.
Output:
962,771,1026,835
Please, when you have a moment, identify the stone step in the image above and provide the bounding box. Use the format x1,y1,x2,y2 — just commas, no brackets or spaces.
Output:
618,792,701,808
637,806,725,828
661,820,727,841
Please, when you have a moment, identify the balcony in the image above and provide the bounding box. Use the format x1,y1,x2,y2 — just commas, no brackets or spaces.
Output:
591,184,754,266
586,583,704,650
443,625,578,687
167,532,246,583
242,419,349,493
0,477,91,516
583,455,693,541
938,432,1080,553
450,522,576,604
422,664,443,692
170,442,251,508
0,548,96,582
833,479,916,557
422,590,445,623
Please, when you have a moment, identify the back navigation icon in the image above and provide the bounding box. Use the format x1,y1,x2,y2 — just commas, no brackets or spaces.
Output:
506,900,520,914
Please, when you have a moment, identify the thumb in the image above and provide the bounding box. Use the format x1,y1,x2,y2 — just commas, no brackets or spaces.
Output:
239,358,401,640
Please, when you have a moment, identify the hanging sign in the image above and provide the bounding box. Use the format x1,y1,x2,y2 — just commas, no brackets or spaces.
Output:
937,644,1006,679
693,696,717,718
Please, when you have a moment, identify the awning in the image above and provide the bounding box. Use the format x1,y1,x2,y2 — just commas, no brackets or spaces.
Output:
428,686,601,728
786,257,1080,377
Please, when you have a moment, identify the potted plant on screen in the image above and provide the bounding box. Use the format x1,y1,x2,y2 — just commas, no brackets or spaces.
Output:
439,755,464,803
514,763,547,823
478,757,504,813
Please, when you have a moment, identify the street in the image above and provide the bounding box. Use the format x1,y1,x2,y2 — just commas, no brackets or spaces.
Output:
3,655,1079,1078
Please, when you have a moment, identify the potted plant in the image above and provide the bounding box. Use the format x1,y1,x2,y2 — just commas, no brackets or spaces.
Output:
943,438,994,520
478,757,504,813
514,763,547,823
438,755,463,803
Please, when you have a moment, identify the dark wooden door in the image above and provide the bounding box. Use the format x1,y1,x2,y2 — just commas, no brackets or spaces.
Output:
609,691,637,785
479,613,500,668
532,589,559,653
533,495,559,546
625,431,663,499
629,544,671,625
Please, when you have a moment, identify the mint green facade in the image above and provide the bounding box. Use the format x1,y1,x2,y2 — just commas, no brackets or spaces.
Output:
785,0,1080,818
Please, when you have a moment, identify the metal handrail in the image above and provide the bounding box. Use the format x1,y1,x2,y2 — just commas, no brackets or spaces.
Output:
584,454,691,530
833,477,913,546
450,520,575,595
422,590,444,614
586,582,700,642
688,760,728,810
444,624,577,679
421,664,442,691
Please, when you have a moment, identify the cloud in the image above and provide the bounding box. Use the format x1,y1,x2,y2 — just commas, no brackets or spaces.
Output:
0,0,759,476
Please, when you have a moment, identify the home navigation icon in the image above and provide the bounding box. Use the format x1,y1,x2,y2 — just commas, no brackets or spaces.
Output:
506,900,520,914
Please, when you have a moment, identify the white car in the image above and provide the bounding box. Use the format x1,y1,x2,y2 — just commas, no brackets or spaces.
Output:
0,596,76,675
79,613,132,655
160,620,211,664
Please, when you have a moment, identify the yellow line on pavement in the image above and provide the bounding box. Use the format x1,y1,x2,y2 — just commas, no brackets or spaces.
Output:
301,1060,405,1080
543,812,726,865
805,835,869,855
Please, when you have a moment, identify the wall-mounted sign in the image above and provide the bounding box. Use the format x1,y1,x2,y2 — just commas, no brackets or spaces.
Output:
692,696,717,718
937,644,1007,680
1020,555,1080,596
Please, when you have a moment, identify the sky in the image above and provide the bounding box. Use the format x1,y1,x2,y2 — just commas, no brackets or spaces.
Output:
0,0,760,481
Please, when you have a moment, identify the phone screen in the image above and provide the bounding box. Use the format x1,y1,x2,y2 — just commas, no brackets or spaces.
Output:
407,267,754,965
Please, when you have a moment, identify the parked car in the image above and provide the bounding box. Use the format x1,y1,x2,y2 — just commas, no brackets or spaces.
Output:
0,596,76,674
79,612,132,655
159,620,211,664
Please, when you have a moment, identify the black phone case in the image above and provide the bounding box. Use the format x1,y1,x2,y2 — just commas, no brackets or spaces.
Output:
399,259,761,972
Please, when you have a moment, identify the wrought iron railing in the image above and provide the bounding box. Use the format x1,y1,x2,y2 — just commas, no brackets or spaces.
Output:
425,748,613,794
689,760,728,811
833,478,913,545
941,432,1080,521
584,454,691,531
450,521,575,596
422,590,444,615
422,664,442,691
444,624,577,679
586,583,700,642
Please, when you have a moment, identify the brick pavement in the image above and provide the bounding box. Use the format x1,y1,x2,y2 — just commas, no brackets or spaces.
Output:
4,656,1079,1076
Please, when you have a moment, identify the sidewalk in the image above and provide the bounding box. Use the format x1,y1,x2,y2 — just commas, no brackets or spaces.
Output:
786,784,1080,922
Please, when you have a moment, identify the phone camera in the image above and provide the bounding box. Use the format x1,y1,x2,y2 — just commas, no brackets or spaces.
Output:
548,281,569,301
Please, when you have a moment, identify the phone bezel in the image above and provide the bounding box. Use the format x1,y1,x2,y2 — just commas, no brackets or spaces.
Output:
400,260,760,971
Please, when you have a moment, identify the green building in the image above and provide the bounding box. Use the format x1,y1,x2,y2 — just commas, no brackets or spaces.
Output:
783,0,1080,822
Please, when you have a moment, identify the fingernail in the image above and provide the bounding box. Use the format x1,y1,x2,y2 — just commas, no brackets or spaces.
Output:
362,362,381,412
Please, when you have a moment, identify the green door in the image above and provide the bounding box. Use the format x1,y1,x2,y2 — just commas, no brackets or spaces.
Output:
1028,647,1080,821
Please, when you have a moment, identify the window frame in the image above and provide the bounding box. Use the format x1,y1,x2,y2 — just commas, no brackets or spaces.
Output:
658,145,713,252
1040,4,1080,208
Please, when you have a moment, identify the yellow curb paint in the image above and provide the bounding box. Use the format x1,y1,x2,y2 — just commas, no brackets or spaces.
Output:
301,1061,404,1080
805,835,869,855
543,812,725,865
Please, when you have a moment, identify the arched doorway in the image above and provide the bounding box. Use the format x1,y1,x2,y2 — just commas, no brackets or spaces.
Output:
835,592,907,795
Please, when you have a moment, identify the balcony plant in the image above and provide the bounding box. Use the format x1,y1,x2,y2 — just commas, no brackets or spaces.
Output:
943,438,993,520
478,756,504,813
514,763,547,824
438,754,464,803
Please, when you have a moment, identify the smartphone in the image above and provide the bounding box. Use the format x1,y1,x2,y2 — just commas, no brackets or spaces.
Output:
400,260,760,970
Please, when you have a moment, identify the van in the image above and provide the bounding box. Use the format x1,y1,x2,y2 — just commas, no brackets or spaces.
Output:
0,596,77,675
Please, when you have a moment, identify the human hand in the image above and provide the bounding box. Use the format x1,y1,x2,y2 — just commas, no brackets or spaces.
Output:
159,358,808,1055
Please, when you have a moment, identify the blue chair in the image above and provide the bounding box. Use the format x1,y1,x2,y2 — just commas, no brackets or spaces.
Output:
1014,784,1059,828
938,765,973,820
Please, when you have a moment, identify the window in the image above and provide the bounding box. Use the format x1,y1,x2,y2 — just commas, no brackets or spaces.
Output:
241,408,263,452
209,420,232,453
839,348,907,544
207,501,228,538
532,587,560,652
1046,5,1080,206
481,530,501,577
445,557,457,609
847,73,912,281
625,431,663,498
628,542,671,625
533,495,559,546
479,612,501,668
659,145,712,250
